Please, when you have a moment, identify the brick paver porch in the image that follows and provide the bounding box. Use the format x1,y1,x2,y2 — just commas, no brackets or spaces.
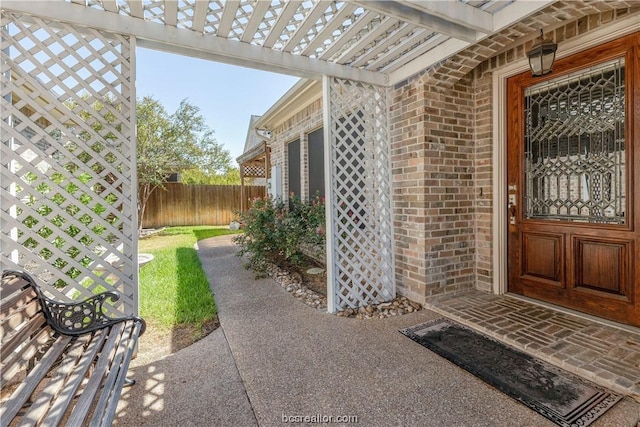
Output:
425,290,640,401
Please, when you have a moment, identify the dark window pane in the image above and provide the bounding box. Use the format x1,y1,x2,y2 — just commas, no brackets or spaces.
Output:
308,127,324,199
288,139,301,200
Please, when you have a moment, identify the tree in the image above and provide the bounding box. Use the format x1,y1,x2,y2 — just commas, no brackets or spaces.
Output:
180,166,241,185
136,96,232,231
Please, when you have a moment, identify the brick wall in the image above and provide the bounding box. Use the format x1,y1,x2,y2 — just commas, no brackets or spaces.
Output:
473,64,494,292
390,75,476,301
269,98,322,199
390,3,639,301
262,2,639,304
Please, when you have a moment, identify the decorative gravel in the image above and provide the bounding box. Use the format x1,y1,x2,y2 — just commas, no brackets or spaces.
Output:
266,264,423,319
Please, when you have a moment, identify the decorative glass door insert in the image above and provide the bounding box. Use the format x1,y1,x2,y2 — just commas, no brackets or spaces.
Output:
524,59,626,224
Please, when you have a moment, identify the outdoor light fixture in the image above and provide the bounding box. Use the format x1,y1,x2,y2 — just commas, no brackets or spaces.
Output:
527,29,557,76
255,128,272,139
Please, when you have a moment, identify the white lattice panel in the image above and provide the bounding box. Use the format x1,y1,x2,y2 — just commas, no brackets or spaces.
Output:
323,77,395,312
1,11,137,316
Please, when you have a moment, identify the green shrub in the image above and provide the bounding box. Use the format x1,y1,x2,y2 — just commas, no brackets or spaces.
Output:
233,197,285,275
234,195,325,276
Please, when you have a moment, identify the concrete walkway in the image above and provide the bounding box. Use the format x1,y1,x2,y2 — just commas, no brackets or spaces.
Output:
116,235,640,426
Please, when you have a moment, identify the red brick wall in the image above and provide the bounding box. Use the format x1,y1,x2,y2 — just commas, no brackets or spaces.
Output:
390,4,639,302
390,75,476,301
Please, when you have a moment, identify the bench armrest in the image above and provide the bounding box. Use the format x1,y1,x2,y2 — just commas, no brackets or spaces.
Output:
4,269,145,337
39,291,146,336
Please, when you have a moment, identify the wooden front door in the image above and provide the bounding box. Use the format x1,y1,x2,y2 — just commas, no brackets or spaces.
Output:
507,33,640,327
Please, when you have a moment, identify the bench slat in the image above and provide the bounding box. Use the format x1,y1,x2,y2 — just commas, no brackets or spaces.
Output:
1,326,53,384
18,336,91,426
0,275,30,300
43,328,109,426
1,312,47,361
66,322,125,426
98,321,143,427
0,287,37,320
0,335,72,427
0,298,40,343
88,324,128,427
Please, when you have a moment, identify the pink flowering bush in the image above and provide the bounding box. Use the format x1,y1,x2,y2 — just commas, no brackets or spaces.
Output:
234,195,325,276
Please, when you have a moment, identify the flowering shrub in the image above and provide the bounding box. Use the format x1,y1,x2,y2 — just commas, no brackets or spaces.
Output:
234,195,325,276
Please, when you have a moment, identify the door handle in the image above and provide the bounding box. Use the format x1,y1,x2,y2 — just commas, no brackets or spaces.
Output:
508,185,517,226
508,202,517,225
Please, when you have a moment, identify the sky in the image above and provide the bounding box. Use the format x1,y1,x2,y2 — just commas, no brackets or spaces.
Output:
135,47,299,161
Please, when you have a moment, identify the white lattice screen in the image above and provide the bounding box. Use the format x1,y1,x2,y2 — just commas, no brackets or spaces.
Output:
323,76,395,312
1,11,137,316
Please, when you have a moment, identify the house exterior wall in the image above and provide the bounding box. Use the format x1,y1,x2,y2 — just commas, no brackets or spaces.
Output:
390,76,476,302
263,3,639,305
390,5,638,303
269,98,322,200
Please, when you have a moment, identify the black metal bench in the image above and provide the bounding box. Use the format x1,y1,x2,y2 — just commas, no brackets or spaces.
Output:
0,270,145,427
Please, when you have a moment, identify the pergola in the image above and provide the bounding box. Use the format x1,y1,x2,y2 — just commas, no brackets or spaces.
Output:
1,0,556,314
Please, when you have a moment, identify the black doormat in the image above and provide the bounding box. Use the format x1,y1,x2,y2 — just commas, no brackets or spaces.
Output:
400,318,621,427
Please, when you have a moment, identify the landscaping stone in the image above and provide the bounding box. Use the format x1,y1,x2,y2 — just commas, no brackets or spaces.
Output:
267,264,327,311
266,263,423,319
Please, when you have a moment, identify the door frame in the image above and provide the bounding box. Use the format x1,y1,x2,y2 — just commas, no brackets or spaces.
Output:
492,15,640,295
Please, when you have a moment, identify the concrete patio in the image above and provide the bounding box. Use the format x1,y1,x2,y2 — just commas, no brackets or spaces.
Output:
114,235,640,426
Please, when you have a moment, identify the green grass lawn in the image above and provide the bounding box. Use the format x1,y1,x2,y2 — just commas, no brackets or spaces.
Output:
138,226,241,330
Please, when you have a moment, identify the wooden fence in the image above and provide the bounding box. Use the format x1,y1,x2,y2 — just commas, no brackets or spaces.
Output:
142,183,265,228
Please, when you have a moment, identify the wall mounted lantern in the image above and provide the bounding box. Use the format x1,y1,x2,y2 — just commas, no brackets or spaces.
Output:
527,29,557,76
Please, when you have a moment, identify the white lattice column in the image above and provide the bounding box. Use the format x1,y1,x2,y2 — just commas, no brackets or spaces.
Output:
0,11,137,316
323,76,395,313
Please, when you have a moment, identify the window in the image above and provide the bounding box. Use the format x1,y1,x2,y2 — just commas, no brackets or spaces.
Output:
524,59,626,224
287,138,301,199
307,127,325,199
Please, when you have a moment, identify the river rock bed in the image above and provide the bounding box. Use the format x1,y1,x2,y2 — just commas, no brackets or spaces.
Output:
268,264,327,310
267,264,423,319
335,297,423,319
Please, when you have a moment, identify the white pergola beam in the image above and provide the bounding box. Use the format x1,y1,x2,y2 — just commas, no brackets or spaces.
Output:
493,0,557,32
349,0,478,43
191,0,209,32
240,0,273,43
389,37,469,83
351,23,417,68
369,30,439,71
102,0,119,14
283,1,333,53
127,0,144,19
262,1,300,49
389,0,558,84
405,0,493,33
3,0,386,86
164,0,178,27
381,33,447,73
336,16,397,64
301,3,357,57
318,10,376,60
217,0,240,38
